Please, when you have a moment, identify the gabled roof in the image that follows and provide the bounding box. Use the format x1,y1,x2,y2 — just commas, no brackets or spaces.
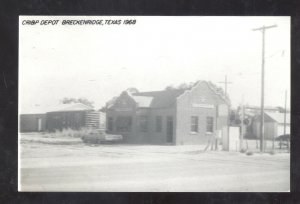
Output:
130,81,229,108
47,103,94,113
132,89,185,108
131,96,153,108
265,112,290,124
21,103,94,114
107,80,230,109
195,81,230,105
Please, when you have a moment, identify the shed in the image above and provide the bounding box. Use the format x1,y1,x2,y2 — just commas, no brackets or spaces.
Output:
252,112,290,140
19,105,50,132
46,103,94,132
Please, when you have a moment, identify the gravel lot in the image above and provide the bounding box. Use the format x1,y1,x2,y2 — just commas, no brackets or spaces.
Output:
19,133,290,192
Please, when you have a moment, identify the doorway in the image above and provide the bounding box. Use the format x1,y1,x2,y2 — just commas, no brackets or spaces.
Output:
37,118,42,132
166,116,173,143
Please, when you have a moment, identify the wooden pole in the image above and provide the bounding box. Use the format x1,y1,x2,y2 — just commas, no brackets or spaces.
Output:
284,90,287,135
253,24,277,152
241,95,245,151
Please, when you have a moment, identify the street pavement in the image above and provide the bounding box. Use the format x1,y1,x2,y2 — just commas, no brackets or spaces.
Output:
19,138,290,192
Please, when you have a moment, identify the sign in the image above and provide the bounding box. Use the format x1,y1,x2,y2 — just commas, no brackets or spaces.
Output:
192,103,214,109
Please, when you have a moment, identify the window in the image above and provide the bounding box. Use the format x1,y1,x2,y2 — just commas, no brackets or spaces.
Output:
139,115,148,132
156,116,162,132
190,116,199,132
115,116,132,132
107,117,113,131
206,116,214,133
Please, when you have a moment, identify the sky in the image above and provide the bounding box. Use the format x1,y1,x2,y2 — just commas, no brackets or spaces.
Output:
19,16,290,112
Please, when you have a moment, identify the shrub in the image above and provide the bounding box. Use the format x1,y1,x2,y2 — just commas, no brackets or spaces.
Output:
240,148,247,153
246,151,253,156
46,128,94,138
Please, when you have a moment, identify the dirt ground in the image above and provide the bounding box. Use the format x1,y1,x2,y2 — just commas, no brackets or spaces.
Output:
19,133,290,192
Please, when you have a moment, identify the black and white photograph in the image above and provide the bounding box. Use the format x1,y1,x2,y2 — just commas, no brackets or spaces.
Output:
19,16,290,192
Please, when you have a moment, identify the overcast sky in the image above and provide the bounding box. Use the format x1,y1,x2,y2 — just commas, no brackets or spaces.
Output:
19,16,290,112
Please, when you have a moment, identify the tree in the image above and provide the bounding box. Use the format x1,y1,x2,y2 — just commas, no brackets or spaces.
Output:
126,87,139,94
99,106,107,112
165,81,195,91
60,97,94,108
165,85,176,91
177,82,195,90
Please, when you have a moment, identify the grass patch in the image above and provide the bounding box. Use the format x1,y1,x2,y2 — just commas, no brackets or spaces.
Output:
46,128,94,138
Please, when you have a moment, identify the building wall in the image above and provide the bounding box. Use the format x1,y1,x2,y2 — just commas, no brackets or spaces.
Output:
46,111,86,132
252,121,279,140
106,92,141,143
99,112,106,130
265,122,277,140
106,83,229,145
175,82,228,145
106,91,177,144
20,114,46,132
107,106,176,144
147,108,176,144
85,111,106,130
106,109,143,144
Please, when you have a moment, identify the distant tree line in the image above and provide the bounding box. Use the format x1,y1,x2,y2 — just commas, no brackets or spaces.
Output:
164,81,226,98
60,97,94,108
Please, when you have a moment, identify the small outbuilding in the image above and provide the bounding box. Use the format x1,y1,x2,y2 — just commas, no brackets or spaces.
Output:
252,112,290,140
46,103,94,132
20,113,46,132
20,103,106,133
20,106,49,132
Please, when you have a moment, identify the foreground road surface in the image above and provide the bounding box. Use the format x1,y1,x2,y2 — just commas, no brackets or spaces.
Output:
20,139,290,192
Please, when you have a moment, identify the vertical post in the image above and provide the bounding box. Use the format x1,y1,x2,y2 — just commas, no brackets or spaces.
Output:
225,75,228,97
284,90,289,152
215,105,218,150
218,75,232,98
240,95,244,151
253,24,277,153
260,28,265,152
284,90,287,135
218,76,232,151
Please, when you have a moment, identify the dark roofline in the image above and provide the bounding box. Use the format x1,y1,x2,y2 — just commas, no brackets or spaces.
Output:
132,89,184,96
112,80,231,109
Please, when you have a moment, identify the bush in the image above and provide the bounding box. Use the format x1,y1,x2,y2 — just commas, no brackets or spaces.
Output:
240,148,247,153
246,151,253,156
47,128,94,138
269,150,276,155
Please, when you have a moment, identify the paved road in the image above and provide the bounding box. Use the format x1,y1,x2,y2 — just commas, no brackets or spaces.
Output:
20,143,290,192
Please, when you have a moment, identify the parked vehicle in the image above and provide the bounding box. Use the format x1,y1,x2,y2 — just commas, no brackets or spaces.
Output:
81,130,123,144
276,134,290,141
276,134,290,148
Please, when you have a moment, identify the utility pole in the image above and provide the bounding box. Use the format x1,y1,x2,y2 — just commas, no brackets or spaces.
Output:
241,95,245,151
218,75,232,152
218,75,232,97
253,24,277,152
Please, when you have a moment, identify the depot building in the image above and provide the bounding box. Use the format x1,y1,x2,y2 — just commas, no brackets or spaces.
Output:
106,81,230,145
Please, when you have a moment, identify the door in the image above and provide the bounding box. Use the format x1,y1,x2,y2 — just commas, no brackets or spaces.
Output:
166,116,173,143
37,118,42,131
